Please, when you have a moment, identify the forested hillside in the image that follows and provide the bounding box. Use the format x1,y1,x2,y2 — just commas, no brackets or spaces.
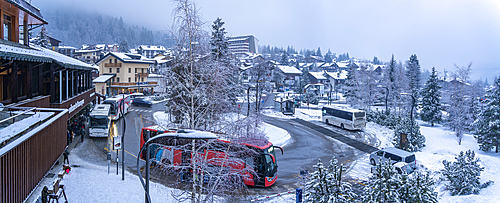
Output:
41,9,173,48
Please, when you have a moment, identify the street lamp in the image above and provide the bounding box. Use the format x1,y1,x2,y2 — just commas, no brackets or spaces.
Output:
400,93,415,150
377,85,389,115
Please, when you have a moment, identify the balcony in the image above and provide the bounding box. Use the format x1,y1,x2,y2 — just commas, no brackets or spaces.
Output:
104,63,122,67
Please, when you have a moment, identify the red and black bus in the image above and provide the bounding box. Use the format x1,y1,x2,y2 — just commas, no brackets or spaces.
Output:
140,126,283,187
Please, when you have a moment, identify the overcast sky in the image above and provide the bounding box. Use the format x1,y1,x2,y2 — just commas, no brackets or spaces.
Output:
35,0,500,81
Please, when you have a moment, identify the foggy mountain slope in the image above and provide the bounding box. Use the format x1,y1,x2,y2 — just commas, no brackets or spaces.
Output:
40,8,173,48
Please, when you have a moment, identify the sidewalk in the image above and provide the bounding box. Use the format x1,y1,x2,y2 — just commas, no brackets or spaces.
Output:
25,121,105,203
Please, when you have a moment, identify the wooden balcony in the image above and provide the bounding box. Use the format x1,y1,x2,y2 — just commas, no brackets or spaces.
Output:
104,63,122,67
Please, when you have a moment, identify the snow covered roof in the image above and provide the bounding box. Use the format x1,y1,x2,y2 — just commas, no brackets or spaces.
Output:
309,71,327,80
139,45,166,51
148,73,164,78
277,65,302,74
58,46,77,50
324,70,348,80
92,74,115,83
337,62,349,68
157,129,218,139
0,40,93,70
97,52,154,65
6,0,47,24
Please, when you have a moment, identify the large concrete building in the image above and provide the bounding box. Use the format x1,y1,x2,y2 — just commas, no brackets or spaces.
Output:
228,35,259,58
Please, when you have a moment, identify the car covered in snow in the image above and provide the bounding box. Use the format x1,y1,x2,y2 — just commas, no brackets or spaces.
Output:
370,147,416,169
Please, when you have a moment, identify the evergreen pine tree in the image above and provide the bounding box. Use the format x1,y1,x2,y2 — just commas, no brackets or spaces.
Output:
118,39,130,53
392,117,425,152
420,67,442,126
280,51,289,66
406,54,421,97
300,66,310,93
362,160,401,203
32,26,51,48
344,62,359,106
474,76,500,152
403,172,438,203
440,150,493,195
210,17,229,63
316,47,322,58
305,157,356,203
372,56,380,65
324,49,333,63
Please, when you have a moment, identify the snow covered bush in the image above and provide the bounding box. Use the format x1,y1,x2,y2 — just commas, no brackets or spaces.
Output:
440,150,493,196
305,156,356,203
303,92,319,105
367,110,400,130
399,172,438,203
363,160,438,203
362,160,401,203
392,117,425,152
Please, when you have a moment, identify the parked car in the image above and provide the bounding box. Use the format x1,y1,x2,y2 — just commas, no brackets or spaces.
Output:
371,161,415,175
132,98,152,107
369,147,416,169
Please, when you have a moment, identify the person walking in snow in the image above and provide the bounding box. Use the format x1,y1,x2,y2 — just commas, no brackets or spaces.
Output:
63,149,69,164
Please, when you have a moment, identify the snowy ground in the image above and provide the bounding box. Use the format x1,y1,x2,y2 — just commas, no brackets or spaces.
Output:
35,105,500,202
262,106,500,202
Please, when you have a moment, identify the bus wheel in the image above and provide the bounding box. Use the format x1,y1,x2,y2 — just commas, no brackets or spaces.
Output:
341,123,345,130
325,119,329,125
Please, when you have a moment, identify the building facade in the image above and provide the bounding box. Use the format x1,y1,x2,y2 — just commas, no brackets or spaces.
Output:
136,45,167,59
94,52,156,96
228,35,259,58
0,1,96,202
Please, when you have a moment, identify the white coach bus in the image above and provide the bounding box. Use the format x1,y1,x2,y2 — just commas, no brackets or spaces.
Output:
321,105,366,130
89,104,111,137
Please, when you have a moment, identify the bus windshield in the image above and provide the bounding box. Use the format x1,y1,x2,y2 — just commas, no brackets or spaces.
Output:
264,154,275,173
90,116,109,128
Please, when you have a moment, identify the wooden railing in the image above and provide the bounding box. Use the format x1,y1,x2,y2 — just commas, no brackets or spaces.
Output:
104,63,122,67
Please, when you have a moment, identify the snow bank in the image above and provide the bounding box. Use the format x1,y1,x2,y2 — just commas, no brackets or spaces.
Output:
352,119,500,202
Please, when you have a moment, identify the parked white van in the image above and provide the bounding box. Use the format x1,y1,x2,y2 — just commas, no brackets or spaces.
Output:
369,147,416,168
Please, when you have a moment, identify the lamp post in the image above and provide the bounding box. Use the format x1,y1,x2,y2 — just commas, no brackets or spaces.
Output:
400,93,415,150
377,85,389,115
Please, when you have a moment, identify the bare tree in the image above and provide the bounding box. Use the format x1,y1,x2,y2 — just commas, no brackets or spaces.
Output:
445,63,473,145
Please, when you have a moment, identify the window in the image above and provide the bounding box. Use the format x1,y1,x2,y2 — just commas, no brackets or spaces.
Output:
135,77,137,82
114,59,117,63
128,68,131,73
116,68,120,73
141,77,144,82
109,68,112,73
128,78,131,82
109,59,112,63
142,68,144,73
3,14,12,41
117,77,120,82
112,78,115,82
135,68,137,73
